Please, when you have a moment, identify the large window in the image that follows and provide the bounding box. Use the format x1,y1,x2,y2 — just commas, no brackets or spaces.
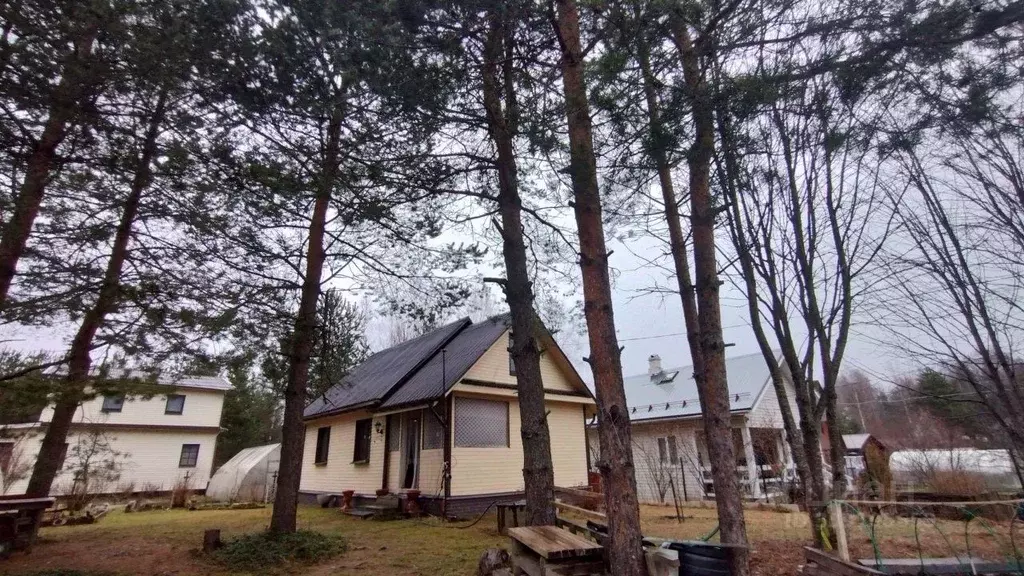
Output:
314,426,331,464
353,419,372,464
422,411,444,450
179,444,200,467
101,395,125,413
454,397,509,448
164,394,185,415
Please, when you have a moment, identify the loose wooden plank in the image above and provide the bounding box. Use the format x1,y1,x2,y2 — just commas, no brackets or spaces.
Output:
0,498,54,512
554,500,607,521
508,526,604,560
804,547,885,576
857,557,1022,575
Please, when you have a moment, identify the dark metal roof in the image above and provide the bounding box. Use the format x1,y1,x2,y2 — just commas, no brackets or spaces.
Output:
379,314,510,409
303,317,471,419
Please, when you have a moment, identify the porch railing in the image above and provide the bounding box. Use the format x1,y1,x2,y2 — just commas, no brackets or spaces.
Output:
698,464,800,497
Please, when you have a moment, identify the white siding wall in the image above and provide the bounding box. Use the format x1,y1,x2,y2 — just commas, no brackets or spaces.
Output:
300,411,386,496
613,421,705,504
2,428,217,496
38,388,225,429
746,374,798,430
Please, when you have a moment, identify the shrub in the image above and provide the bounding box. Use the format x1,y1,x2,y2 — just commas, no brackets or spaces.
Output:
212,530,346,572
170,477,193,508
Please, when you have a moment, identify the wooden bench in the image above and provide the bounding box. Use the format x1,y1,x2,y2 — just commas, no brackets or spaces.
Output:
0,497,55,557
508,525,605,576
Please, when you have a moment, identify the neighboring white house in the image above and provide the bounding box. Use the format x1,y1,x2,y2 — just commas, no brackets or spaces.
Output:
0,372,229,496
588,351,800,504
206,443,280,502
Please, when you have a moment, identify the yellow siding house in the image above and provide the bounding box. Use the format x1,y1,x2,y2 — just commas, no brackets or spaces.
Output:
299,314,596,517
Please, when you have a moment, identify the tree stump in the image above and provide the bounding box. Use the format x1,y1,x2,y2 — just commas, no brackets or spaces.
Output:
203,529,222,553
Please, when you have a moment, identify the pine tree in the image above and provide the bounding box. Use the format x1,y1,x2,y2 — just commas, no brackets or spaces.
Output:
15,0,246,498
549,0,645,572
196,0,480,533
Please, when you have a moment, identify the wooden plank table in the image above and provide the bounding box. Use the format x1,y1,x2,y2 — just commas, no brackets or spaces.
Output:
507,525,605,576
0,497,55,557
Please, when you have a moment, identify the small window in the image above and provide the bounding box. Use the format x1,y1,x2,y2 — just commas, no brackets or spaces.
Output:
695,433,707,467
422,411,444,450
57,443,69,470
353,419,372,464
101,395,125,413
658,437,668,463
454,397,509,448
165,394,185,415
507,332,516,376
0,442,12,469
386,415,400,452
179,444,200,467
314,426,331,464
668,436,678,464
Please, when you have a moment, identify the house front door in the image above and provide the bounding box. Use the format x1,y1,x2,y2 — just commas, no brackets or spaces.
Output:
401,411,420,489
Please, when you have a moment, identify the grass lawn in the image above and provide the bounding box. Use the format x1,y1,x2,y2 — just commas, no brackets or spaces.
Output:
1,503,1019,576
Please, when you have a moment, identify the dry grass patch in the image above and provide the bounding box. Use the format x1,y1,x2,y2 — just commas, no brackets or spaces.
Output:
1,506,504,576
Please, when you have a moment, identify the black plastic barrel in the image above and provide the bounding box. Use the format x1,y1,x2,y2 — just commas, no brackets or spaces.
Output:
665,540,745,576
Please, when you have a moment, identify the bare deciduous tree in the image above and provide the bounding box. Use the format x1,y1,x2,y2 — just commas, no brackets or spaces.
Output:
719,64,889,543
882,102,1024,468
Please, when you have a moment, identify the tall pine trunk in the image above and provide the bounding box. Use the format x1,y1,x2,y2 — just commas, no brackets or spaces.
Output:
481,11,556,526
635,36,705,400
669,16,750,574
0,19,99,308
550,0,645,572
25,91,168,497
269,107,342,534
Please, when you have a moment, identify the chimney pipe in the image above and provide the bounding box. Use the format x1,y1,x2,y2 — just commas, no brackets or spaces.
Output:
648,354,663,380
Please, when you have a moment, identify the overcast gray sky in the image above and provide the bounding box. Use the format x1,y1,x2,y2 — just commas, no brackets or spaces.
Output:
595,235,912,386
0,225,914,389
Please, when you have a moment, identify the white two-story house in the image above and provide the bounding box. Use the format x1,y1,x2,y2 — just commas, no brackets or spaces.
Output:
0,372,229,496
588,351,801,504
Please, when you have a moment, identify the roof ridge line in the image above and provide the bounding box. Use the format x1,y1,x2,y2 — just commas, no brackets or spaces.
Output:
375,317,473,407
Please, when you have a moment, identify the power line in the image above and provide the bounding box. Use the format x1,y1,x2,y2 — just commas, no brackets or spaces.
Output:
836,391,979,406
618,322,749,342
